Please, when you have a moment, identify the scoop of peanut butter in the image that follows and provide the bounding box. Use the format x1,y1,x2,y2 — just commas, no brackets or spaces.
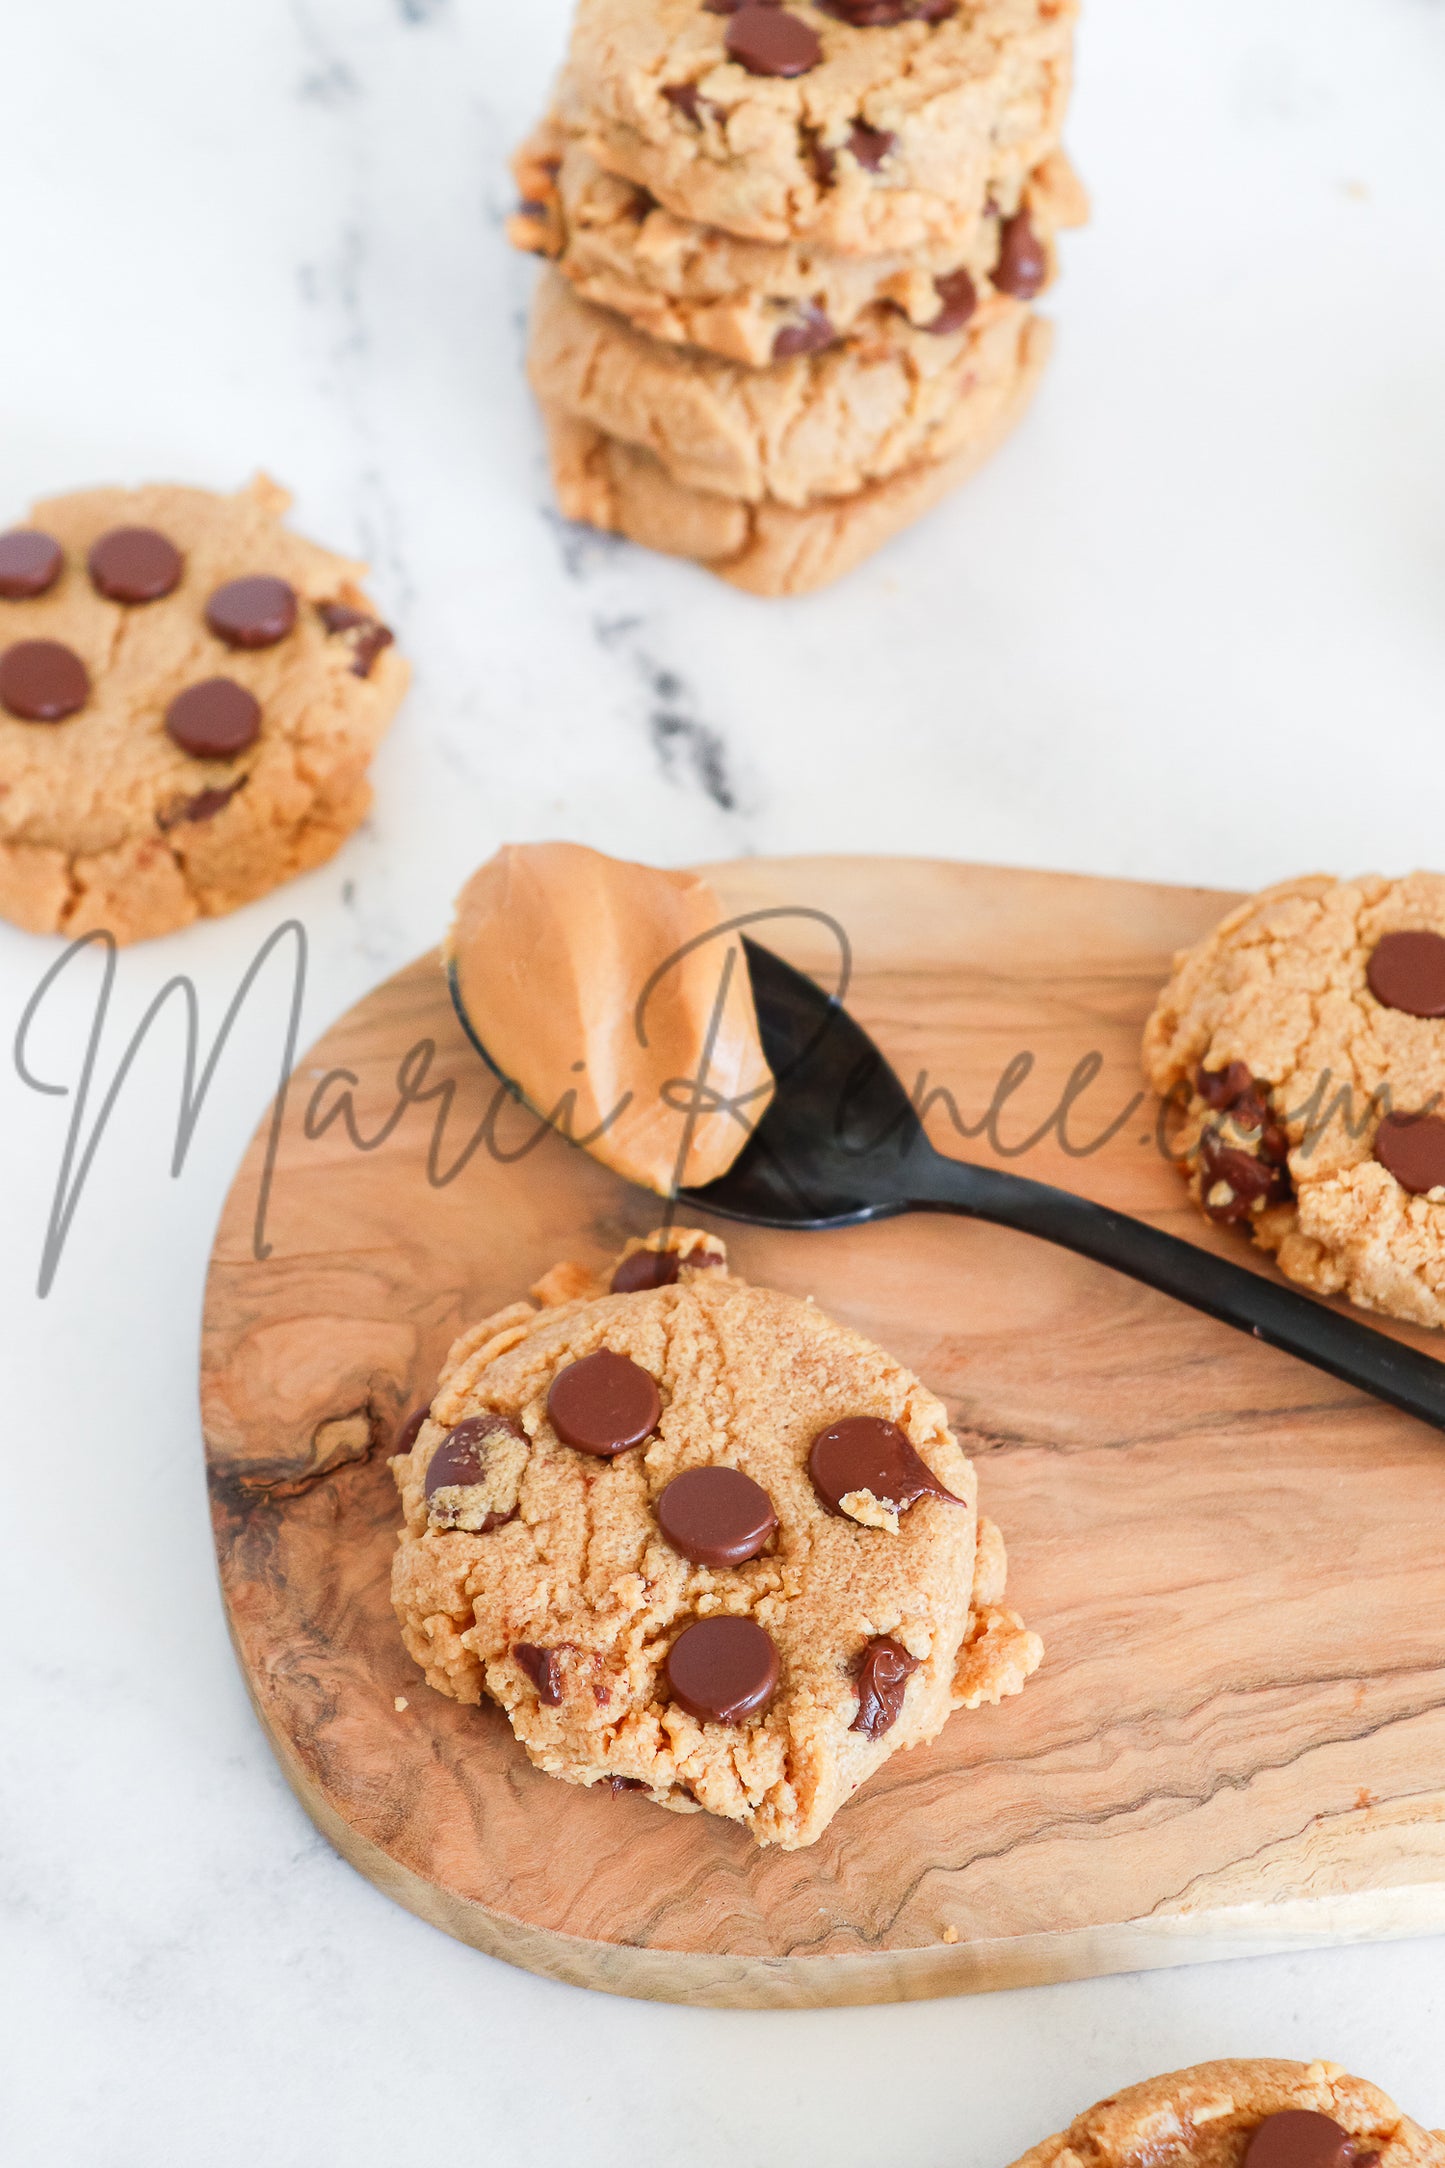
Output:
445,842,774,1195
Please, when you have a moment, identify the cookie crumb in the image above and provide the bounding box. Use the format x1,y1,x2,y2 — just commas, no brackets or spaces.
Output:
394,1695,409,1712
941,1924,959,1944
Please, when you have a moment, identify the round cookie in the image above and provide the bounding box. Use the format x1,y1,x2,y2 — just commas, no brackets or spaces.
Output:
539,305,1051,594
0,476,408,944
530,267,1039,506
1009,2060,1444,2168
555,0,1078,252
391,1226,1041,1851
511,120,1085,367
1144,873,1445,1328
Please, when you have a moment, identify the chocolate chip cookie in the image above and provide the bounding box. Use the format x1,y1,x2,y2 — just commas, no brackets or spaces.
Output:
512,118,1085,367
0,476,407,943
391,1227,1041,1849
1144,873,1445,1328
1010,2060,1444,2168
555,0,1078,252
539,302,1050,592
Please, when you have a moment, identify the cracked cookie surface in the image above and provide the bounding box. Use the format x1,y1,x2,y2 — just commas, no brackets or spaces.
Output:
0,475,408,943
1009,2059,1445,2168
530,266,1039,506
556,0,1078,251
391,1227,1041,1850
1144,873,1445,1328
512,119,1084,366
539,303,1049,593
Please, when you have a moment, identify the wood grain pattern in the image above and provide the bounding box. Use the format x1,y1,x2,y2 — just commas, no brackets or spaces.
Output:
201,857,1445,2006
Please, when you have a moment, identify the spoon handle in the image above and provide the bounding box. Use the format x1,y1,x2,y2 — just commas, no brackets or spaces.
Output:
908,1148,1445,1431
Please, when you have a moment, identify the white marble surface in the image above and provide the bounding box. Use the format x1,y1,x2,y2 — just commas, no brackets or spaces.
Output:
3,1,1445,2159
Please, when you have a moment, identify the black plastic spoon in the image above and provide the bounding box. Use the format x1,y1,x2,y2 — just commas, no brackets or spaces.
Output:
678,939,1445,1432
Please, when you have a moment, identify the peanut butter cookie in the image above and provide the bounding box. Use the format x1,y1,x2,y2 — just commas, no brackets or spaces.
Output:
1011,2059,1443,2168
391,1227,1041,1849
1144,873,1445,1328
0,475,407,943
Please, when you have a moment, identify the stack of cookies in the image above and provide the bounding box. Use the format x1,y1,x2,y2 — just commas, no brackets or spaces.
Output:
510,0,1086,597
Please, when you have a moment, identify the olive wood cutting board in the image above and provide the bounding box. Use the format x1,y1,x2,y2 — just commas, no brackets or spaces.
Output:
200,856,1445,2007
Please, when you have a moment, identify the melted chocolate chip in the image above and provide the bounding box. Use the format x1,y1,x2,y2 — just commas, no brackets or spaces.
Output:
665,1616,778,1725
548,1350,660,1457
205,575,298,650
773,302,835,359
607,1775,649,1795
1196,1059,1256,1111
611,1247,681,1294
1198,1130,1291,1223
803,126,837,187
847,120,895,170
514,1643,563,1705
1367,929,1445,1018
809,1416,964,1519
663,82,710,125
165,678,261,760
995,210,1048,299
0,640,89,722
656,1466,778,1567
726,5,822,76
0,530,64,600
927,267,977,335
1245,2113,1364,2168
1374,1111,1445,1197
157,780,246,831
318,600,395,679
392,1404,430,1457
88,526,183,604
424,1413,527,1530
851,1635,919,1740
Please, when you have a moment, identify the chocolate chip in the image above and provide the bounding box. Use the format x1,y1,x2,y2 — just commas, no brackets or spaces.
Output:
809,1416,964,1518
663,82,708,124
0,640,89,722
773,302,835,359
995,210,1048,299
726,5,822,77
607,1774,649,1794
548,1350,660,1457
665,1616,778,1724
0,530,64,600
611,1248,681,1294
704,0,778,10
514,1643,563,1705
157,780,246,831
847,121,895,170
1196,1060,1255,1110
205,575,298,649
1374,1111,1445,1197
1198,1130,1291,1223
392,1404,430,1457
1245,2113,1363,2168
88,526,183,604
165,679,262,760
424,1413,527,1530
803,127,837,187
1367,929,1445,1018
927,268,977,335
851,1634,919,1740
656,1467,778,1567
318,600,395,679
